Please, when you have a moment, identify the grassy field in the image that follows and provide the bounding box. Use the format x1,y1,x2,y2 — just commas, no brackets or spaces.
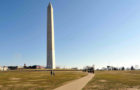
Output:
0,71,87,90
83,70,140,90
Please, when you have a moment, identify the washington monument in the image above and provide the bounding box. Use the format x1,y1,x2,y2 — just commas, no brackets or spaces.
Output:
47,2,56,69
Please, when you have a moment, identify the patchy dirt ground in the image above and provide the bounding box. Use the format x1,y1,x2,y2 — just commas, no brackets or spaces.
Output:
83,71,140,90
0,71,87,90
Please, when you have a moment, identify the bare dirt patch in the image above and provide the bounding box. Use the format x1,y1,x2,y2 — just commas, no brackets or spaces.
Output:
126,86,140,90
7,85,13,87
92,85,100,88
99,80,107,82
127,88,138,90
0,85,3,88
10,78,21,81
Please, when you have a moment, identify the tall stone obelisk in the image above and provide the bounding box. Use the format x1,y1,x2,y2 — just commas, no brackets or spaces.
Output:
47,2,56,69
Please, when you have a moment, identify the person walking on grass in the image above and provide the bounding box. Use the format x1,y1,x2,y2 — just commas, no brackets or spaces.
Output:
50,70,55,76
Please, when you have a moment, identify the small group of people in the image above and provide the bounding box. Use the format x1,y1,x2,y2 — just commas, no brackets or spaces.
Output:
83,67,95,74
88,69,94,73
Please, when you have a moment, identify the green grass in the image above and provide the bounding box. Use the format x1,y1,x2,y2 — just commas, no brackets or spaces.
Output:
0,71,87,90
83,70,140,90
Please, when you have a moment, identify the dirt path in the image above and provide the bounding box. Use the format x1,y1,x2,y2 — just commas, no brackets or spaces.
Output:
54,73,94,90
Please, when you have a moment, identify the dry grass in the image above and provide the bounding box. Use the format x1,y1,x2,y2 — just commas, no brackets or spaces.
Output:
83,70,140,90
0,71,87,90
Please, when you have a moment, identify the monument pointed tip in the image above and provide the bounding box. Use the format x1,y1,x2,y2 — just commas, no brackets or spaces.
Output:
48,2,52,6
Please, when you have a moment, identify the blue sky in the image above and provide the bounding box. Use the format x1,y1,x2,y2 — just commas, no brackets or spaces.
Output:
0,0,140,69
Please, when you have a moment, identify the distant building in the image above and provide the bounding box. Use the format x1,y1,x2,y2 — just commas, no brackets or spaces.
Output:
18,66,23,69
71,67,78,70
25,65,44,69
0,66,8,71
56,66,60,69
101,67,107,70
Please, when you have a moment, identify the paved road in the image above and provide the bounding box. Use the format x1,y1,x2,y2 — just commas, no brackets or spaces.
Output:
54,73,94,90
